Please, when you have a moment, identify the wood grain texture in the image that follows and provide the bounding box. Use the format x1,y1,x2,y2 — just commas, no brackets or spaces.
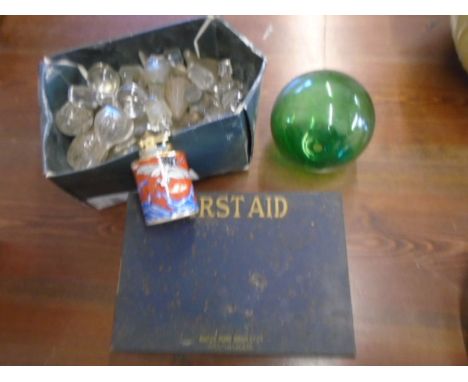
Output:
0,16,467,365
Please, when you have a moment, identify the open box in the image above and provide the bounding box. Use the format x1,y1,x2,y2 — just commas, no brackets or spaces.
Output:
39,17,266,209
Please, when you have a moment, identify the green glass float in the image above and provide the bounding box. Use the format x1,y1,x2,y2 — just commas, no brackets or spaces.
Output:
271,70,375,172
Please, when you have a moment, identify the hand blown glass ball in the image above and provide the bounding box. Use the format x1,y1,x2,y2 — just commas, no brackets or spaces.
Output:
271,70,375,172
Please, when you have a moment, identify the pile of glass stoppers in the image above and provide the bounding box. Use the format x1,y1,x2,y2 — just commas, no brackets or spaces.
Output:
55,48,244,171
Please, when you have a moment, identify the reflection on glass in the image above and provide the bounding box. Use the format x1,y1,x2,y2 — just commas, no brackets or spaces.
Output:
271,70,375,171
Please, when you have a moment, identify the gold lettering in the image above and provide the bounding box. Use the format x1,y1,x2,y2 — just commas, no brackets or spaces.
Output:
232,335,248,343
218,335,232,343
230,195,245,218
216,195,230,218
265,196,272,218
199,196,214,218
274,196,288,218
248,196,265,218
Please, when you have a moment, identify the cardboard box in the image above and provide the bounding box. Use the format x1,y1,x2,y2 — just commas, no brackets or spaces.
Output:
39,17,266,208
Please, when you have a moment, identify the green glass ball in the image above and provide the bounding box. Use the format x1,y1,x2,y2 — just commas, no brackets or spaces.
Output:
271,70,375,171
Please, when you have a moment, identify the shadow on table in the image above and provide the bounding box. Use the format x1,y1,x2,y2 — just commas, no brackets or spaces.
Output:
109,352,353,365
258,142,358,193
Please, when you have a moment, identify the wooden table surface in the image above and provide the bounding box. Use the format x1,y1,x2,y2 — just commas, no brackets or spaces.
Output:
0,15,467,365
